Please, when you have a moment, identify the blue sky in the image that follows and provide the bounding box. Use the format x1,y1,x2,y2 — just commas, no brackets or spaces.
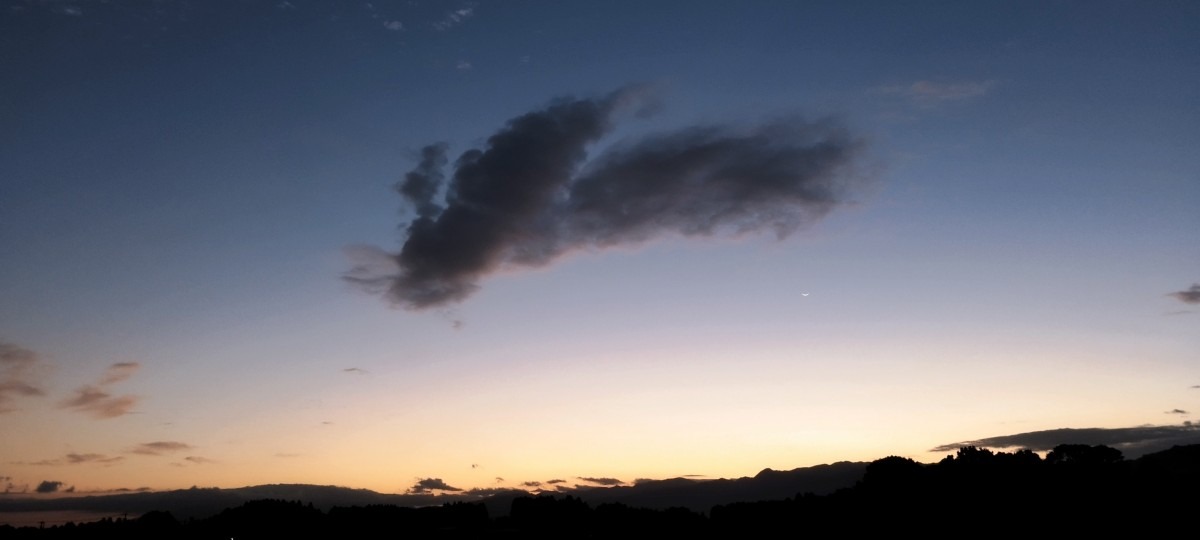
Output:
1,0,1197,497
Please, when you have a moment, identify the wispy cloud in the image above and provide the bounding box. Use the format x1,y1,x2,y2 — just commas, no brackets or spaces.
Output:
99,362,139,385
61,362,140,419
1,342,46,414
61,387,137,419
1166,409,1188,415
130,441,192,456
433,5,474,30
342,367,369,375
1168,284,1200,304
27,453,124,466
66,452,122,464
383,20,403,31
407,477,462,493
878,79,995,106
183,456,216,465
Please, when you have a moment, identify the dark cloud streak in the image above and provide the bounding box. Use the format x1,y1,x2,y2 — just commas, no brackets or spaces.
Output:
932,424,1200,458
1168,284,1200,304
578,476,624,486
130,441,192,455
348,87,866,309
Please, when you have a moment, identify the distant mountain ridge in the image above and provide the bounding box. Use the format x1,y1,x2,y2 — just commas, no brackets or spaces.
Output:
0,460,869,521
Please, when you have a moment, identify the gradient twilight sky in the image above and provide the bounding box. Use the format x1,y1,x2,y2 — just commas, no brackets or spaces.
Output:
1,0,1198,497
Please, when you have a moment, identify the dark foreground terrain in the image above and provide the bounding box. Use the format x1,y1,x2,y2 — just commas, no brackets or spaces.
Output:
2,444,1197,538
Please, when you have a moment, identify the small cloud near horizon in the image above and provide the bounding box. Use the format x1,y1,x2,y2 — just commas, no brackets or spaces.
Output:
577,477,624,486
408,478,462,493
28,453,125,466
1168,284,1200,304
35,480,65,493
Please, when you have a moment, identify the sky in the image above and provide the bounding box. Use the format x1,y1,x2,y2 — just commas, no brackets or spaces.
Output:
1,0,1198,498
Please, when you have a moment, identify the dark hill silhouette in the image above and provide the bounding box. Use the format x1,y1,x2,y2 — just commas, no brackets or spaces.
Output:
3,444,1198,537
0,461,868,521
561,461,867,511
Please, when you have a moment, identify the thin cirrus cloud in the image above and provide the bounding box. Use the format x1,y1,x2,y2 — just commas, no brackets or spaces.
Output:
879,79,995,106
27,453,125,467
433,6,473,31
61,362,141,419
1168,284,1200,304
346,85,868,310
130,441,193,456
0,342,46,414
99,362,139,385
931,423,1200,458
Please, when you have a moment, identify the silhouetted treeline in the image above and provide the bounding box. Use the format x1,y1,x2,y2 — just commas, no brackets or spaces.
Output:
3,444,1197,538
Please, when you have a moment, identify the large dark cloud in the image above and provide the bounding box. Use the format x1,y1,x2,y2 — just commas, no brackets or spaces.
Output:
347,87,866,309
1,342,46,413
1168,284,1200,304
932,423,1200,459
